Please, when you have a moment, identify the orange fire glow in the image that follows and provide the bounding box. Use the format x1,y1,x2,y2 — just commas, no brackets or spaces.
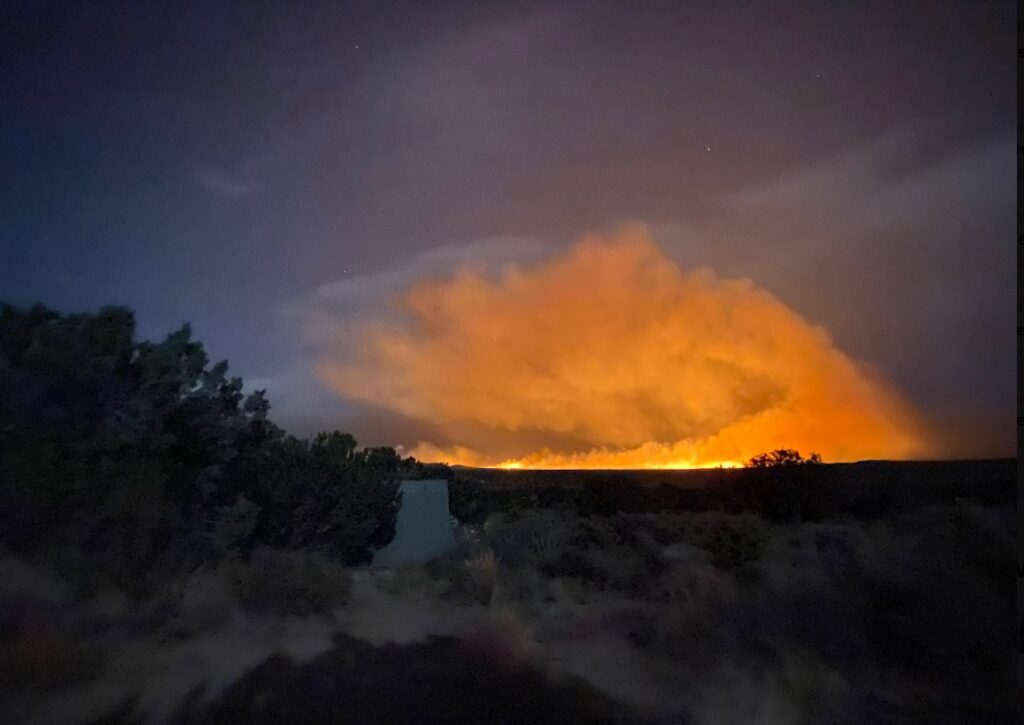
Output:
318,228,929,468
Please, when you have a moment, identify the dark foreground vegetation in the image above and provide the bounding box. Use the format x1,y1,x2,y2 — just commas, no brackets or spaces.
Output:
0,303,409,600
0,304,1015,724
448,458,1013,523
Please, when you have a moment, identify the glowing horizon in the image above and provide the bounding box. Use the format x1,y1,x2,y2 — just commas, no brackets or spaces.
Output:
492,458,744,471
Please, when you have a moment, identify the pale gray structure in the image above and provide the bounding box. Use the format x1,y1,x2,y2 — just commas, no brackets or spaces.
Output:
372,480,457,567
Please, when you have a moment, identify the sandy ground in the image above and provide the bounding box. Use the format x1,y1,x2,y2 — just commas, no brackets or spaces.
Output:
6,567,692,724
339,570,692,717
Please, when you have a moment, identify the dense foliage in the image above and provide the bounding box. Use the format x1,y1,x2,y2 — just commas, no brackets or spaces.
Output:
0,303,406,596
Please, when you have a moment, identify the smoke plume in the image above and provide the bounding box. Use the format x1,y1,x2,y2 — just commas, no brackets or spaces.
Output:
318,228,928,467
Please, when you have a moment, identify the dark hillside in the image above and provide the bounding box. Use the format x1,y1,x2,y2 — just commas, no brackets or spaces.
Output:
448,459,1014,523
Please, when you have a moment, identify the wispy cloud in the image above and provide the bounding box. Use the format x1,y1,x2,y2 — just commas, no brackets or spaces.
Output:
195,168,261,198
281,235,548,343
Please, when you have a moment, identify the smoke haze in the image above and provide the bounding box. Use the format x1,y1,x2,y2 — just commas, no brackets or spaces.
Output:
318,228,928,468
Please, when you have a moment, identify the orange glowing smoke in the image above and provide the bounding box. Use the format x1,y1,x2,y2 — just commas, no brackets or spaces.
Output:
318,228,929,468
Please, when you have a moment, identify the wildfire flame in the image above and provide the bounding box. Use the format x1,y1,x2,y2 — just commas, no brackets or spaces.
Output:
319,228,929,468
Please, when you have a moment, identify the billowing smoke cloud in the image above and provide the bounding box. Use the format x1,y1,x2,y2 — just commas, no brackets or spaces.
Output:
318,228,929,467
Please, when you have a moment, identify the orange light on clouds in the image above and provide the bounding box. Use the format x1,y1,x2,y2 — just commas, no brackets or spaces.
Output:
318,227,929,469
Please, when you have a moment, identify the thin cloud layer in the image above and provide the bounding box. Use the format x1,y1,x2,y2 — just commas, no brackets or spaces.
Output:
316,228,929,468
195,168,260,198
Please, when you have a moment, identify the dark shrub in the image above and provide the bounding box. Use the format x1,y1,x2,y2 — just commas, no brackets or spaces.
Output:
225,547,351,617
0,303,406,595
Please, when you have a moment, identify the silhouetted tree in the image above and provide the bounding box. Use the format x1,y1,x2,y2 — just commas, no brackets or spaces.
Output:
746,448,822,468
727,449,826,521
0,303,407,593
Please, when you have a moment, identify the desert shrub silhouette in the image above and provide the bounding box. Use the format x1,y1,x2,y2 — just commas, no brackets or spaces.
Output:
0,303,405,596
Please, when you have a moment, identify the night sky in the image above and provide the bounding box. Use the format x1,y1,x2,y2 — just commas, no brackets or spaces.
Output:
1,1,1015,460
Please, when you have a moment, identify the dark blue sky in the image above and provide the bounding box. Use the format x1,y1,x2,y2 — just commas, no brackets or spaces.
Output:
1,1,1015,457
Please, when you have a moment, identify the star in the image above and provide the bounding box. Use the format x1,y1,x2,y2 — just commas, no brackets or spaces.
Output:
705,146,711,152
